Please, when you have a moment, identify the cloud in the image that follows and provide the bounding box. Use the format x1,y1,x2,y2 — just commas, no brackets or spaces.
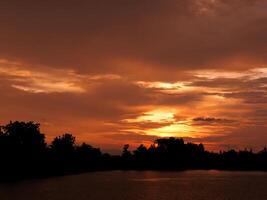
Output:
0,62,264,151
0,61,85,93
192,117,237,125
0,0,267,151
0,59,123,93
223,91,267,104
0,0,267,78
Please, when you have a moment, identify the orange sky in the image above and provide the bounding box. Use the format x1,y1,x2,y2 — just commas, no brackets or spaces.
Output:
0,0,267,153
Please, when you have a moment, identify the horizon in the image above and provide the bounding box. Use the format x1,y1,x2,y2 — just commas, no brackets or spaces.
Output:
0,0,267,153
0,120,266,155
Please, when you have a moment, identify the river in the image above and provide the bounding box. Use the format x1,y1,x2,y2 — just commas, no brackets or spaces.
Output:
0,170,267,200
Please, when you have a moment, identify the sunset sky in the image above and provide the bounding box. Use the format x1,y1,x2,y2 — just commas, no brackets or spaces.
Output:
0,0,267,153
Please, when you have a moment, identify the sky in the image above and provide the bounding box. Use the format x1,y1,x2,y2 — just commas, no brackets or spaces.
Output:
0,0,267,153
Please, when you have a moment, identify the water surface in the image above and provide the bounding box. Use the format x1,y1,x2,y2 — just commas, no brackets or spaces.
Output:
1,170,267,200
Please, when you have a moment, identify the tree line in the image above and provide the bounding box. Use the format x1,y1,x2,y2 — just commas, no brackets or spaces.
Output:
0,121,267,181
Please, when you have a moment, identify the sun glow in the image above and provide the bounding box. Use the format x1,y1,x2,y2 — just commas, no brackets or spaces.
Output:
146,123,193,138
124,109,176,123
123,109,197,138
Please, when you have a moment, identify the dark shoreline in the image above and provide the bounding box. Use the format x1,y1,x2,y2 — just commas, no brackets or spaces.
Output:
0,121,267,183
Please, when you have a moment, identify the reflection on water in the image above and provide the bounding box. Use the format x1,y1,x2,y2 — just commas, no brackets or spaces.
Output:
1,170,267,200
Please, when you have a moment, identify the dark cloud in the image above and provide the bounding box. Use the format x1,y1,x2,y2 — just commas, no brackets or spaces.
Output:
224,91,267,104
192,117,237,125
189,78,246,89
0,0,266,78
156,93,203,105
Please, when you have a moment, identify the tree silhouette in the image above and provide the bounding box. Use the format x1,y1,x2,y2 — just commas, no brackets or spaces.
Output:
0,121,47,180
122,144,131,157
0,121,267,181
51,133,75,155
0,121,46,153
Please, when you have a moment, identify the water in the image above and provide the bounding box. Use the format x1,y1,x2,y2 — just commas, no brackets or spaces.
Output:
1,170,267,200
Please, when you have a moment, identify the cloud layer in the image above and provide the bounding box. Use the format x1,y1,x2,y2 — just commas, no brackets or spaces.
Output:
0,0,267,152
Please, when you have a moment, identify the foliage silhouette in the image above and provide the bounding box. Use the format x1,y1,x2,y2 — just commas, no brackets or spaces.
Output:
51,133,76,155
0,121,267,181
